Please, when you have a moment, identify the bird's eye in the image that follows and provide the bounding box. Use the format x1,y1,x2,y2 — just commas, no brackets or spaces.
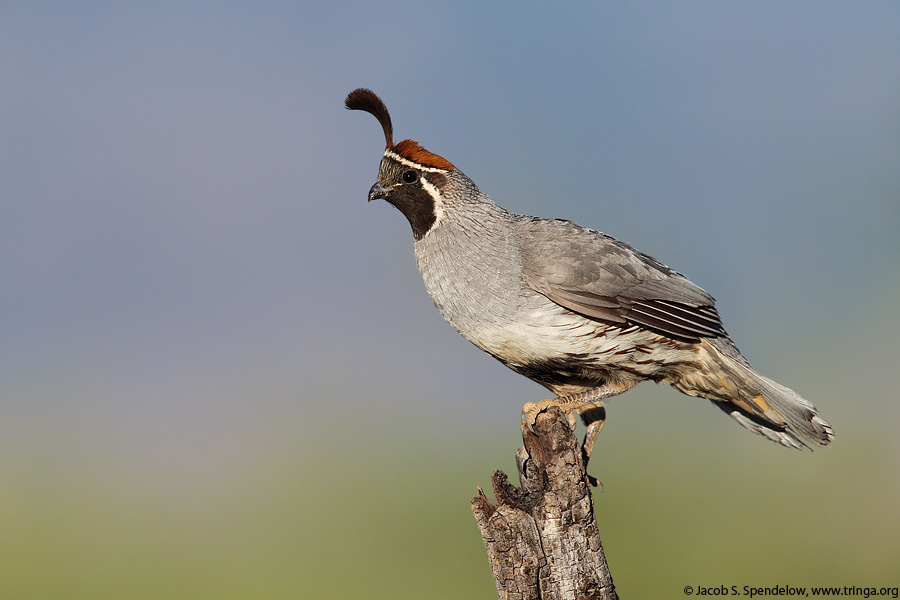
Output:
402,170,418,183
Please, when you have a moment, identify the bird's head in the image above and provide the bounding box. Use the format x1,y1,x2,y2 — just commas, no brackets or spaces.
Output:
345,88,458,240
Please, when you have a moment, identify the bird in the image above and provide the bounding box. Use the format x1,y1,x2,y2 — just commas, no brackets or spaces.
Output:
345,87,833,467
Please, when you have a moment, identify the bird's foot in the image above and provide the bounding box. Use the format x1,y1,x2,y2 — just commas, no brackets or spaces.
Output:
522,398,578,434
522,384,633,488
522,385,625,435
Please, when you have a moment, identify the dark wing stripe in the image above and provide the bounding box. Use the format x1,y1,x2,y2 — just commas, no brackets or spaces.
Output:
628,300,725,340
644,300,725,332
629,304,722,337
623,309,702,341
538,287,726,341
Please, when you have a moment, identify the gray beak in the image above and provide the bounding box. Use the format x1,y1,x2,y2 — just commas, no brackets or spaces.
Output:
368,182,390,202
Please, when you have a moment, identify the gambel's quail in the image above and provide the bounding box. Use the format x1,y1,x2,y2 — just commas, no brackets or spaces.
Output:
345,88,833,464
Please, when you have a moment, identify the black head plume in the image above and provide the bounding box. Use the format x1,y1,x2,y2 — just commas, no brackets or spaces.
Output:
345,88,393,149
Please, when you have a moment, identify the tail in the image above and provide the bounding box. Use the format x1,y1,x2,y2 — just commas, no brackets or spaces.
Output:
684,338,834,450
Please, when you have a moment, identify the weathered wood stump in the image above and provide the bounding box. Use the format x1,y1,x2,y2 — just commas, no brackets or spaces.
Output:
471,407,618,600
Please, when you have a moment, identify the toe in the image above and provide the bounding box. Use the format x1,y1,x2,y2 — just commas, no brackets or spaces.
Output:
521,401,541,434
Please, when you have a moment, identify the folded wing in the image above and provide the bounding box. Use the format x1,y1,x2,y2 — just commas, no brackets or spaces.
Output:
518,218,726,342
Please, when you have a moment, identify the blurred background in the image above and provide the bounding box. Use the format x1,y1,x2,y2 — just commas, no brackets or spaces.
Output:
2,2,899,598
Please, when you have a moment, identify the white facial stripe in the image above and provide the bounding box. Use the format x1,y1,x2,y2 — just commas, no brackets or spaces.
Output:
418,174,444,229
383,149,449,173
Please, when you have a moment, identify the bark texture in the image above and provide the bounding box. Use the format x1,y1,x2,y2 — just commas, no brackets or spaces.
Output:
471,407,618,600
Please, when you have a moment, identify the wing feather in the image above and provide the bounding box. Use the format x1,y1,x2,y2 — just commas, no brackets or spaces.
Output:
518,218,726,341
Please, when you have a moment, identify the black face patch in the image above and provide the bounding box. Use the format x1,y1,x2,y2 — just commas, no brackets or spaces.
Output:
376,157,446,240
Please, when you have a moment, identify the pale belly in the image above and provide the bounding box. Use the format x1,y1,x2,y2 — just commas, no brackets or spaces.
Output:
455,300,702,395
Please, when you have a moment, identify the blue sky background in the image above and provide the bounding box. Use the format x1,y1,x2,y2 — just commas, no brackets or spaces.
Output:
2,2,899,597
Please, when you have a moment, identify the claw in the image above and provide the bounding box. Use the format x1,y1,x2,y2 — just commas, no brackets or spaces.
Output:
522,401,541,434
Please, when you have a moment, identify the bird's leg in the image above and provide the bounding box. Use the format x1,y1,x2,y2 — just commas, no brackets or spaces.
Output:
522,380,633,435
579,404,606,488
522,380,634,486
579,403,606,463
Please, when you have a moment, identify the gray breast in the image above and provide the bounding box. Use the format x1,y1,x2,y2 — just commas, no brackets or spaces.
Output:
413,202,529,336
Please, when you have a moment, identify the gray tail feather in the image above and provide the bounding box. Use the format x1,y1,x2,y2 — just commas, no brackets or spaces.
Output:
706,338,835,450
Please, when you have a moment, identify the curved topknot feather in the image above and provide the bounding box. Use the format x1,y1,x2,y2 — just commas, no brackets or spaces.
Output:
345,88,393,149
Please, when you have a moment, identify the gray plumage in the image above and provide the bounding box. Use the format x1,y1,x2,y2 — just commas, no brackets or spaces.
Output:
346,88,834,451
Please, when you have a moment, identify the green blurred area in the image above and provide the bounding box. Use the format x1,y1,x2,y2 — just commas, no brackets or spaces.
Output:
0,415,491,599
2,382,897,599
